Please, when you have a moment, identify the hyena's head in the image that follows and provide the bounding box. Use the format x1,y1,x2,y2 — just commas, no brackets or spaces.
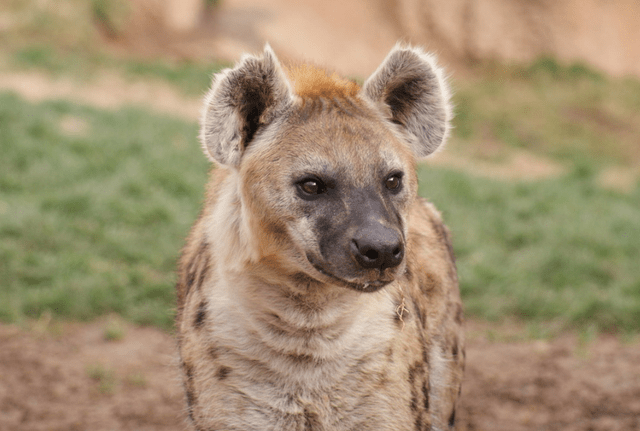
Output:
201,44,451,292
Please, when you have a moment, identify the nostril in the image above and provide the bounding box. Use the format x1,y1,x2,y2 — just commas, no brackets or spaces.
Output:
392,247,401,257
364,249,379,261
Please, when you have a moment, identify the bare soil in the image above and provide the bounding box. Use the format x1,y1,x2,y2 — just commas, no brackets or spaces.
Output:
0,71,202,121
1,320,638,431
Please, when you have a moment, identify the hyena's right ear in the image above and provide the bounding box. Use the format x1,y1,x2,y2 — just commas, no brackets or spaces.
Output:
200,46,293,167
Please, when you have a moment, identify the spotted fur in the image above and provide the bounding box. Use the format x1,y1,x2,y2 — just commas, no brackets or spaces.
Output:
176,44,464,430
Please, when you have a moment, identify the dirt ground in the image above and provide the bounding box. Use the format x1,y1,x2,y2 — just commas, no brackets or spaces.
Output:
1,319,638,431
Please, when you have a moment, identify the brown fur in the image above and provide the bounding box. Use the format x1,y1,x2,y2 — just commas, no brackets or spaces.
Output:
177,44,464,431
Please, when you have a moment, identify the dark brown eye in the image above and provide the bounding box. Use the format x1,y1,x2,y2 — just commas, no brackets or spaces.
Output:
299,179,326,195
385,174,402,190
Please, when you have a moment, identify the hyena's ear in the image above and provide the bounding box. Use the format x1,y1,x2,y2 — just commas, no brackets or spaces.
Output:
200,45,293,166
362,45,452,158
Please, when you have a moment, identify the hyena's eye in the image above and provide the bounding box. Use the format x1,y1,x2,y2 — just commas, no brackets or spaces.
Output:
385,173,403,191
298,178,327,196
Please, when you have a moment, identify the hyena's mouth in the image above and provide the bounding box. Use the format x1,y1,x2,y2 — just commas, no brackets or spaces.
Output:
305,253,394,293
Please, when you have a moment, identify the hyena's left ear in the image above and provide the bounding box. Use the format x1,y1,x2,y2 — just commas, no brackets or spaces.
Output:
362,45,452,158
200,45,293,167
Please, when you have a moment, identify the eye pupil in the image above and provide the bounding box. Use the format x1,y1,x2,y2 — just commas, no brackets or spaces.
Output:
302,181,319,194
299,178,327,195
386,175,400,190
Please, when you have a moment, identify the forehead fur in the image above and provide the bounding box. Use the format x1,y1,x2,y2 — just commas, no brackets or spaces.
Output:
286,64,360,99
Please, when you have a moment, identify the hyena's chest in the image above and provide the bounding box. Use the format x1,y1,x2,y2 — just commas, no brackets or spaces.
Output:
180,292,423,430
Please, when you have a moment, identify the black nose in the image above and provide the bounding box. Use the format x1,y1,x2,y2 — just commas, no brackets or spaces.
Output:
351,226,404,270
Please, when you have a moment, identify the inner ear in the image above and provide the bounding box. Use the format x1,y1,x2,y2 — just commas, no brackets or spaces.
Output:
238,78,275,149
385,74,425,127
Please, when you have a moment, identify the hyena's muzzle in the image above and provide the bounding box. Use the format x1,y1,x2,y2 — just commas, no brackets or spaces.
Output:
307,183,407,293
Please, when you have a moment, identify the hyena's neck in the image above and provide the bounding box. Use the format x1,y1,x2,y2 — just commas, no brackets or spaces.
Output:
217,268,396,363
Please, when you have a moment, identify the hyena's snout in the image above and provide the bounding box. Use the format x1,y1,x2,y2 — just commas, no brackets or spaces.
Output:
351,222,404,271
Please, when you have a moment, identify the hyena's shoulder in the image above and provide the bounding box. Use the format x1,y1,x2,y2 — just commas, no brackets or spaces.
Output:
409,197,457,276
400,197,464,427
405,196,461,330
176,168,229,319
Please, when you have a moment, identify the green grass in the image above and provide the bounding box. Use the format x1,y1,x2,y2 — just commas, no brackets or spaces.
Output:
8,45,224,96
418,164,640,332
0,92,208,329
450,57,640,167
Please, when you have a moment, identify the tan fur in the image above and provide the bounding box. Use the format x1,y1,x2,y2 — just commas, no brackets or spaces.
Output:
286,64,360,99
176,44,464,431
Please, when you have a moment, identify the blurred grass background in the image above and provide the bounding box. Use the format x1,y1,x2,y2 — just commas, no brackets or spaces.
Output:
1,0,639,334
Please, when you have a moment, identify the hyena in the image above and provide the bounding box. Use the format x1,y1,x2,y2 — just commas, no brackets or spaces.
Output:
176,44,464,431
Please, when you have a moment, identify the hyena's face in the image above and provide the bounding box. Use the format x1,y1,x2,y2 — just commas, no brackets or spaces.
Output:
200,45,451,292
241,108,417,291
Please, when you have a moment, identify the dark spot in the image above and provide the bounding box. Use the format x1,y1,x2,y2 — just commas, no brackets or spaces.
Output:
430,217,456,266
410,391,418,412
413,413,423,431
422,381,430,411
454,303,464,325
287,351,316,364
386,346,394,361
262,317,291,338
182,360,197,421
448,409,456,428
452,339,459,359
184,240,210,297
264,220,287,241
194,300,207,329
195,252,210,291
408,364,418,385
183,361,194,381
208,346,219,360
185,388,196,421
374,371,389,389
186,269,197,292
408,364,420,412
186,387,196,409
418,272,438,294
175,281,187,317
290,272,317,288
304,407,321,430
217,366,231,380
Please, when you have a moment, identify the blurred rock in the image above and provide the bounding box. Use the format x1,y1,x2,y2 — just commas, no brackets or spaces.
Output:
112,0,640,78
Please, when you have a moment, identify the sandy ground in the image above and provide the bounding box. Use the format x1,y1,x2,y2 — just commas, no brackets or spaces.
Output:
1,320,639,431
0,71,202,121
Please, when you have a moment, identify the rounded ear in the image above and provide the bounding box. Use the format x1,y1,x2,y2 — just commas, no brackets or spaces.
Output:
361,45,452,158
200,45,293,167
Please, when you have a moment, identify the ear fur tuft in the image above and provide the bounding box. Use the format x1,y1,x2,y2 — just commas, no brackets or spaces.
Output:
200,45,293,166
362,44,452,158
